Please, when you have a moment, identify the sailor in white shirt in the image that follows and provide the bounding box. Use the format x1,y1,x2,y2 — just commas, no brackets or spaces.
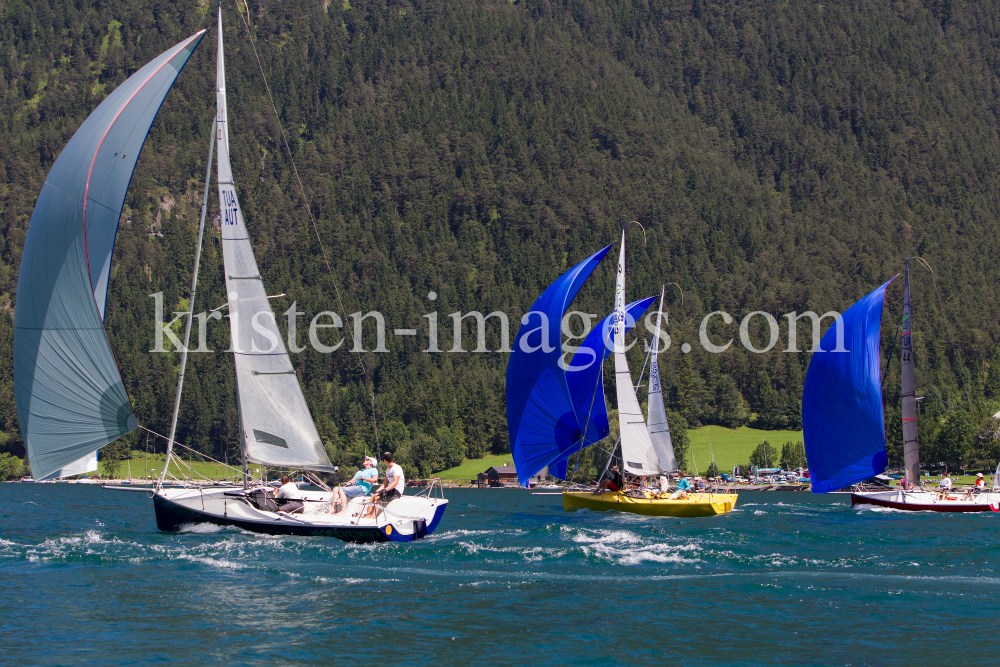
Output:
937,473,953,500
374,451,405,501
272,474,304,513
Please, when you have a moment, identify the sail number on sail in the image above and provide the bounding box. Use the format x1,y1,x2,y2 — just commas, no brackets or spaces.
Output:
222,189,239,226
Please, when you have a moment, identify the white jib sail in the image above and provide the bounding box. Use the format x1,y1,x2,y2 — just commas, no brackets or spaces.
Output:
613,231,661,475
215,10,333,471
646,287,677,472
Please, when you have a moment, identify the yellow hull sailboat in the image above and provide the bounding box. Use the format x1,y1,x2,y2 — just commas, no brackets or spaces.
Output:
562,490,738,517
506,225,739,518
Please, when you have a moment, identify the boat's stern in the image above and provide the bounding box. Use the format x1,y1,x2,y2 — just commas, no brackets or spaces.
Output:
379,496,448,542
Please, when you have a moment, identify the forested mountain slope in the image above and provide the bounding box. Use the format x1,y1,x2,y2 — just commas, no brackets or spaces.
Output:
2,0,999,476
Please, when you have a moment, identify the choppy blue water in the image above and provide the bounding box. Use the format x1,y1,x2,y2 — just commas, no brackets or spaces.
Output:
1,486,996,665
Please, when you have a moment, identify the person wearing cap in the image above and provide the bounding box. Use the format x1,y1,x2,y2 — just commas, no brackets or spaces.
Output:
974,473,986,491
329,456,379,514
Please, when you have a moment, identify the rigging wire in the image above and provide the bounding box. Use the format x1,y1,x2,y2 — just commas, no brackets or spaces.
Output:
232,0,381,449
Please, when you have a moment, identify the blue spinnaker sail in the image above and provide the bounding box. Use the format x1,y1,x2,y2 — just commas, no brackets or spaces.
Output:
507,245,613,486
13,31,206,480
550,297,656,480
802,278,894,493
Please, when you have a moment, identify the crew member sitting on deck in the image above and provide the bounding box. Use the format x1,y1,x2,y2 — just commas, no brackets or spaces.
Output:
377,452,405,501
329,456,379,514
656,475,671,498
273,475,304,514
669,473,691,500
592,465,623,494
937,473,953,500
975,473,986,491
366,452,405,519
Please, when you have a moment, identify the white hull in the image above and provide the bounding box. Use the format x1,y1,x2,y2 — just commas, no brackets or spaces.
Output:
154,486,447,542
852,489,1000,513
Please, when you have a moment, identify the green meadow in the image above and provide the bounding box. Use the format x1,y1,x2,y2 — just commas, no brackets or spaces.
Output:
97,454,241,482
433,454,518,482
687,426,804,475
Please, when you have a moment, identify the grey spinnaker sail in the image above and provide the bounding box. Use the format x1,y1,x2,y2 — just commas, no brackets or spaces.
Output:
646,287,677,472
13,31,206,481
215,9,334,472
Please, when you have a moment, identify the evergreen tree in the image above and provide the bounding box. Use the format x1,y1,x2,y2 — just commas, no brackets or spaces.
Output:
749,440,779,470
779,441,807,470
715,376,750,428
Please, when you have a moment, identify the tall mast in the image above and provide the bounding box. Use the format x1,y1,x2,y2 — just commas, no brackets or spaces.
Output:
216,2,250,486
901,259,921,486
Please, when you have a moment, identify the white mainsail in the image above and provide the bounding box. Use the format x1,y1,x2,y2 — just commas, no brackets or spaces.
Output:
215,10,333,471
646,287,677,472
613,231,661,475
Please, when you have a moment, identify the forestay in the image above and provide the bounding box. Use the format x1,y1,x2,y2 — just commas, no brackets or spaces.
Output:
550,297,655,480
13,32,205,480
612,233,660,475
802,278,894,493
507,245,613,487
215,11,333,472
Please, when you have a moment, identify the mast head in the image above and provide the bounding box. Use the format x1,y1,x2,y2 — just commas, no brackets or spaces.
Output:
620,220,646,245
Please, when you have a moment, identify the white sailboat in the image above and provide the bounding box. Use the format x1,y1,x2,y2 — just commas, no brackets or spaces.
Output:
152,6,447,541
12,7,446,542
804,260,1000,513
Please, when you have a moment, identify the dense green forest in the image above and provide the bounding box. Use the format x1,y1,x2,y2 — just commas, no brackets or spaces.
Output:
1,0,999,480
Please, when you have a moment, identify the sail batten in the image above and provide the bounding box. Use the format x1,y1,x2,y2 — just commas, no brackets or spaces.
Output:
14,31,206,481
215,9,332,472
802,278,895,493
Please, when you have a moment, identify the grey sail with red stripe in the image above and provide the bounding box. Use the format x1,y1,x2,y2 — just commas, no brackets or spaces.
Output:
901,260,921,486
13,31,206,480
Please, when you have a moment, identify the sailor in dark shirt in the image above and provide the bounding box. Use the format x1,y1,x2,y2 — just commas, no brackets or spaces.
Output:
592,465,623,494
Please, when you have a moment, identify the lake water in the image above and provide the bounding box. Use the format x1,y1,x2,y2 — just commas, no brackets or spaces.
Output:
1,485,995,665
